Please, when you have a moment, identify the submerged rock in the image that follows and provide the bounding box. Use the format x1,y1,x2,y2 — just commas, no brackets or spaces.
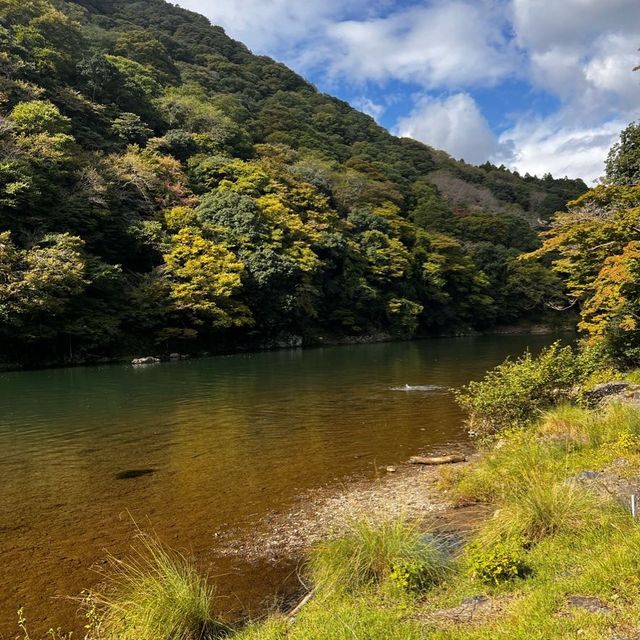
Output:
115,468,156,480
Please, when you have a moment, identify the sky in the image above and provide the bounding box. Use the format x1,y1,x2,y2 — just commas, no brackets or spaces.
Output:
174,0,640,183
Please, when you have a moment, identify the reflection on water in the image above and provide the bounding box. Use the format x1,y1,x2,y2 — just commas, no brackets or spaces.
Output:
0,335,556,634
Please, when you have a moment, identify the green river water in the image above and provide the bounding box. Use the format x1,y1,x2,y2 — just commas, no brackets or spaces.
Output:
0,335,556,635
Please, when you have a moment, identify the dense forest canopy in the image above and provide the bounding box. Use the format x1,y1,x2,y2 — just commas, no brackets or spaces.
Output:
0,0,588,365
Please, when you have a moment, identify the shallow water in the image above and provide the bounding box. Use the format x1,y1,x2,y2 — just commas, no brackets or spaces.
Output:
0,335,555,634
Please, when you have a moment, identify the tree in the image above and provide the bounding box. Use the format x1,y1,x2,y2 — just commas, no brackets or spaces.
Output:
162,227,252,332
0,231,87,334
111,112,153,144
9,100,70,135
605,122,640,186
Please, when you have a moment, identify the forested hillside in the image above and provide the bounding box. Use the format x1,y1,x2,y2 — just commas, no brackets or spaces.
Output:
0,0,587,366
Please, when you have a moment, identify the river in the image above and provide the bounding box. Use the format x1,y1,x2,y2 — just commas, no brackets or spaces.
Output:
0,335,556,635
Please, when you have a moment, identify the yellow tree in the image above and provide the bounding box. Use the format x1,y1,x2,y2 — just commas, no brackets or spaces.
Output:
162,227,252,331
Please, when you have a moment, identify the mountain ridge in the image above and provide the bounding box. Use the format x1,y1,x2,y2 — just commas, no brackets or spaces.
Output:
0,0,586,365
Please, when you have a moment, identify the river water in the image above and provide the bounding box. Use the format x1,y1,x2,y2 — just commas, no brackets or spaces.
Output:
0,335,555,634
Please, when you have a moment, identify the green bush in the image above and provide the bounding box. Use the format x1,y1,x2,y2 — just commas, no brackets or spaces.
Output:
467,538,531,584
454,342,611,437
388,555,443,594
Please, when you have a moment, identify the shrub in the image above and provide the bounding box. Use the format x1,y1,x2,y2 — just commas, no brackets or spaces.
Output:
388,556,443,594
467,538,531,584
90,533,225,640
308,519,448,594
454,342,611,438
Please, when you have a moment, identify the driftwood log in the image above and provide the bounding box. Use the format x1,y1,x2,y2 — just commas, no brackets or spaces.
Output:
408,454,466,465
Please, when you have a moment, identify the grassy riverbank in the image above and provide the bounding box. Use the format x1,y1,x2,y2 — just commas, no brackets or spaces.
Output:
39,398,640,640
231,399,640,639
18,345,640,639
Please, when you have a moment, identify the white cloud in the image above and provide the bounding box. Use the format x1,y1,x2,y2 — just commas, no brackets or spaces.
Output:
352,97,385,121
502,0,640,181
512,0,640,53
326,1,516,89
500,116,625,182
584,34,640,110
395,93,511,164
173,0,640,182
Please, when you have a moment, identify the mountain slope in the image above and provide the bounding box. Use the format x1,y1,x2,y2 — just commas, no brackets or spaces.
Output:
0,0,586,365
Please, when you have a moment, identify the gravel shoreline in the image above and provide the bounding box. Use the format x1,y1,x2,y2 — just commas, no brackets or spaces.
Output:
214,454,481,564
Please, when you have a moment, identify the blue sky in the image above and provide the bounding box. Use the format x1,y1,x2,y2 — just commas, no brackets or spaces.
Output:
175,0,640,182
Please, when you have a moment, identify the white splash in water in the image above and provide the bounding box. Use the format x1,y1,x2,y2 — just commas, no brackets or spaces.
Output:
390,384,447,392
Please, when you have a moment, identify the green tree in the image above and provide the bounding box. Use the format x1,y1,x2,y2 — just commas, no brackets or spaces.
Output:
9,100,70,135
605,122,640,186
0,231,87,333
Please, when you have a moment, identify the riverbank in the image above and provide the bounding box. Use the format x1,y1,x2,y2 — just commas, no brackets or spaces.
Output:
213,448,481,564
16,374,640,638
41,390,640,640
0,320,574,373
228,390,640,640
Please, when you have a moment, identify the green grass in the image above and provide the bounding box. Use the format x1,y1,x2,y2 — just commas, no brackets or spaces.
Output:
90,533,226,640
483,471,607,544
307,518,449,595
261,400,640,640
235,596,426,640
623,368,640,384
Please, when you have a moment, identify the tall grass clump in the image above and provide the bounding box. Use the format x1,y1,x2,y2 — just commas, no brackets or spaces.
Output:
482,470,607,545
91,533,225,640
308,519,448,595
538,403,594,445
540,402,640,461
455,342,613,438
453,431,564,504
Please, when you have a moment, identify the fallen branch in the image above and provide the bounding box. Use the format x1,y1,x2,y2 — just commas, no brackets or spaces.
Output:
288,588,316,621
409,454,466,465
